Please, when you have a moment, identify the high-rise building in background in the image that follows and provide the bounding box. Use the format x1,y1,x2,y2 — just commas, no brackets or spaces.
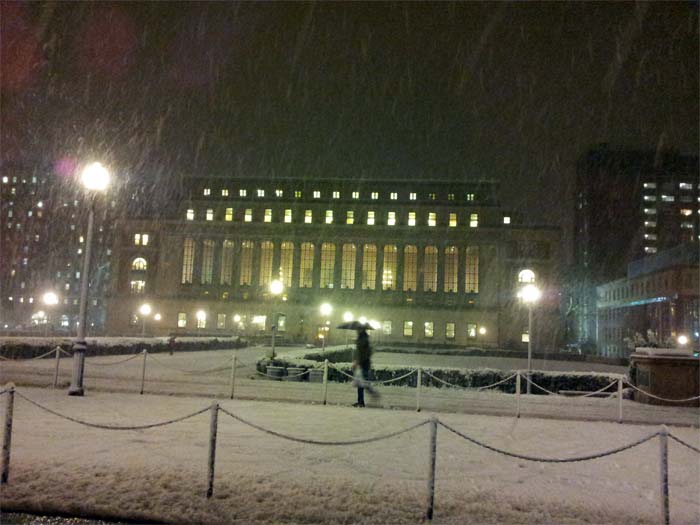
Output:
572,145,699,348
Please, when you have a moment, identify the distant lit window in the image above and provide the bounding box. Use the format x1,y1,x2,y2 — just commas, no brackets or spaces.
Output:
449,213,457,227
346,211,354,224
284,209,292,223
367,211,375,225
469,213,479,227
275,189,284,197
382,321,392,335
313,190,321,199
448,193,455,201
305,210,313,223
518,269,536,283
221,189,229,196
134,234,141,245
680,222,694,229
257,189,265,197
352,191,360,199
446,322,455,339
661,195,675,202
130,280,146,294
503,216,511,224
679,182,693,190
680,209,692,216
424,321,434,338
196,314,206,329
521,331,529,343
239,189,247,197
428,212,437,227
142,234,149,246
186,209,194,220
466,193,475,201
409,192,416,201
203,188,211,196
332,191,340,199
371,192,379,200
644,221,657,227
403,321,413,337
644,208,657,215
387,211,396,226
467,324,477,339
264,209,272,223
294,190,302,198
428,193,436,200
643,233,657,240
644,246,657,254
132,258,147,271
325,210,333,224
643,182,657,189
225,208,234,221
643,195,656,201
408,212,416,226
217,314,226,329
390,192,397,200
206,209,214,221
244,209,252,222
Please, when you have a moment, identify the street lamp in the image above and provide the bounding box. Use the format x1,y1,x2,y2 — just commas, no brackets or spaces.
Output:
139,303,152,336
68,162,110,396
269,280,284,359
677,335,689,346
518,283,542,394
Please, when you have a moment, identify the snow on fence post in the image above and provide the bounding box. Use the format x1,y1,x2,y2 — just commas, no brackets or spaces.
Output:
53,347,62,388
426,417,438,520
139,349,148,395
515,372,521,418
658,425,670,525
322,359,329,405
1,384,15,484
206,401,219,498
229,354,237,400
617,377,623,423
416,367,422,412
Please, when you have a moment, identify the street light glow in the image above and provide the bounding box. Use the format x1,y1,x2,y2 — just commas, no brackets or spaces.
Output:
369,319,381,330
519,284,542,304
677,335,689,346
478,326,487,335
42,292,59,305
81,162,110,191
320,303,332,316
269,279,284,295
139,303,152,316
154,313,162,321
233,314,241,323
343,311,354,322
358,316,367,325
196,310,206,321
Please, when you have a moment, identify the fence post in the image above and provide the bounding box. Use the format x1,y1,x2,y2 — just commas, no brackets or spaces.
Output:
1,384,15,484
515,372,521,418
53,347,61,388
426,417,438,520
229,354,237,400
322,359,329,405
658,425,670,525
416,367,422,412
206,401,219,498
139,349,148,395
617,377,623,423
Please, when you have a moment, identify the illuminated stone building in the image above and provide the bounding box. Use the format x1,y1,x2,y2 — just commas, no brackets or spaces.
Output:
106,177,562,349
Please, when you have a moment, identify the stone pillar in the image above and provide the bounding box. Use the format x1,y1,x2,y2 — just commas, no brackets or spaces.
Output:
271,239,281,282
291,242,301,289
250,241,260,289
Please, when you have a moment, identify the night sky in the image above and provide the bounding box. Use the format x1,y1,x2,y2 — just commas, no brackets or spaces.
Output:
2,2,698,230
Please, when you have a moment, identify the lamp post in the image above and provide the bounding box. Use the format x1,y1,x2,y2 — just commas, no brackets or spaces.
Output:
42,291,59,337
268,280,284,359
139,303,152,336
320,303,332,350
68,162,109,396
519,284,542,395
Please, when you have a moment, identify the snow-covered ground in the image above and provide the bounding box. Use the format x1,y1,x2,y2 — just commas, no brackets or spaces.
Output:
1,387,699,525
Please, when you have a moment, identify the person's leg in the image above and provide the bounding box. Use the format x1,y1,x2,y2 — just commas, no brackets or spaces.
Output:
357,383,365,406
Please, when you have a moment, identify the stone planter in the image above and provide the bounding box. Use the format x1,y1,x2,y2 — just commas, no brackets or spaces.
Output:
308,369,324,383
286,367,306,382
266,366,285,380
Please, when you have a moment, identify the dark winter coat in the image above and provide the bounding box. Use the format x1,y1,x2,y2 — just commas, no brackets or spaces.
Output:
354,330,371,368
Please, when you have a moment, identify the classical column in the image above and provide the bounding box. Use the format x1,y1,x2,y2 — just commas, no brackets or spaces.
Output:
376,244,385,292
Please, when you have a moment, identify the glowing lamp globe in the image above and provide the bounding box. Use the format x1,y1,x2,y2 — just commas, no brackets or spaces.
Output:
269,280,284,295
343,311,354,323
320,303,332,316
519,284,542,304
139,304,152,316
81,162,110,191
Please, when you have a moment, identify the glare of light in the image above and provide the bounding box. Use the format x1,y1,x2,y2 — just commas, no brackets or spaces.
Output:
80,162,110,191
269,279,284,295
320,303,332,316
196,310,206,322
34,310,46,318
318,334,325,340
233,314,241,323
42,292,59,305
154,313,162,321
518,284,542,304
478,326,487,335
139,303,152,316
677,335,689,346
358,316,367,325
343,311,354,322
369,319,381,330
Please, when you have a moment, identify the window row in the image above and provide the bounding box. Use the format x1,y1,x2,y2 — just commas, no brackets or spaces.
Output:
180,239,480,293
185,207,497,227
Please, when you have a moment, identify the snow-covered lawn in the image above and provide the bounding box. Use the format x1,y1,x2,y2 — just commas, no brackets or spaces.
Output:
1,387,699,524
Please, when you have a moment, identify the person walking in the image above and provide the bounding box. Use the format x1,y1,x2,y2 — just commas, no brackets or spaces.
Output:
352,326,378,407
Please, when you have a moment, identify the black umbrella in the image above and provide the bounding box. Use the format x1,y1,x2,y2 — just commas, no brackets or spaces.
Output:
336,321,374,330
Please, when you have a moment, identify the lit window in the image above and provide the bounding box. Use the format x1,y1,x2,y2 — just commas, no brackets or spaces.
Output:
186,209,194,220
425,212,436,227
466,193,475,201
428,193,436,200
196,314,206,329
382,245,397,290
295,190,302,198
361,244,377,289
79,236,85,243
217,314,226,329
299,242,314,288
681,222,694,229
503,216,511,224
239,189,247,197
680,209,692,216
408,212,416,226
644,208,657,215
518,269,535,283
134,234,141,245
382,321,392,335
258,241,274,286
643,182,657,189
521,331,529,343
203,188,211,196
181,238,195,284
142,234,149,246
257,189,265,197
467,324,477,339
244,209,252,222
469,213,478,227
644,221,657,227
449,213,457,227
239,241,254,285
225,208,234,221
367,211,375,225
424,246,437,292
1,177,6,183
644,233,657,240
313,190,321,199
284,209,292,223
387,211,396,226
390,192,397,200
332,191,340,199
221,189,229,196
643,195,657,201
346,211,354,224
403,321,413,337
644,246,658,254
320,243,335,288
264,209,272,223
446,322,455,339
371,192,379,200
448,193,455,201
661,195,675,202
409,192,416,201
424,321,434,338
305,210,313,223
275,189,283,197
444,246,458,293
325,210,333,224
352,191,360,199
206,209,214,221
679,182,693,190
341,244,356,289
